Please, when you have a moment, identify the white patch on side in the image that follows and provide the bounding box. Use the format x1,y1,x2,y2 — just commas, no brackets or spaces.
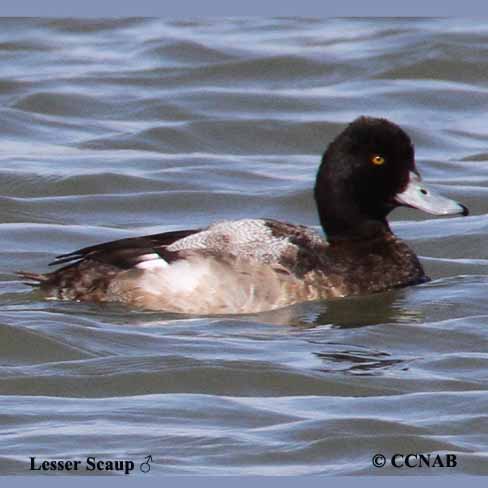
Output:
136,253,168,270
137,259,210,295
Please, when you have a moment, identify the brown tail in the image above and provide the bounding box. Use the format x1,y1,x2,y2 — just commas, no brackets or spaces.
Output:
16,271,49,287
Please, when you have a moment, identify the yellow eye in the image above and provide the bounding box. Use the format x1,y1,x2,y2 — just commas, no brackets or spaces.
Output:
371,155,385,166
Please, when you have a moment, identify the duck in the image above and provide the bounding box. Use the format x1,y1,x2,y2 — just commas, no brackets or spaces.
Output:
19,116,468,314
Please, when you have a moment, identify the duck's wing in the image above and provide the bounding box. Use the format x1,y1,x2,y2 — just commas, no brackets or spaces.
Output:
48,218,326,272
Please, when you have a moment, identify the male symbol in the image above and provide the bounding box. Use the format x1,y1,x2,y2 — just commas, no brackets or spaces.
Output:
140,455,152,473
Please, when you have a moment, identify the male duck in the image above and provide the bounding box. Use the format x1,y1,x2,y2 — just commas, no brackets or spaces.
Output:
20,117,468,314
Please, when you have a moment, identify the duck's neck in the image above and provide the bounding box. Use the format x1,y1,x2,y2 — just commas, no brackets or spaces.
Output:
314,169,393,242
315,196,392,243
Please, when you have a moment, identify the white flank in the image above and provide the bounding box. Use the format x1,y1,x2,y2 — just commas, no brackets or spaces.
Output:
137,259,210,295
162,260,209,293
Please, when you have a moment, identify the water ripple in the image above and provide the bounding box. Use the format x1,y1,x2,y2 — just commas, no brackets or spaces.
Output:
0,18,487,475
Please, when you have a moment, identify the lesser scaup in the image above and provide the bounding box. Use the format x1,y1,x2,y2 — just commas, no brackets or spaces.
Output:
19,117,468,314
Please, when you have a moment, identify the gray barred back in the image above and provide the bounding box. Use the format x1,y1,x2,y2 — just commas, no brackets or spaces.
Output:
167,218,326,264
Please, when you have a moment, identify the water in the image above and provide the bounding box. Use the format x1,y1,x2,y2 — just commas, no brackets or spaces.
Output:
0,18,487,476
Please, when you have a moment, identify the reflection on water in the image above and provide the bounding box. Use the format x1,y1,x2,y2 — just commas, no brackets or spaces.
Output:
314,346,410,376
246,288,423,328
1,18,488,475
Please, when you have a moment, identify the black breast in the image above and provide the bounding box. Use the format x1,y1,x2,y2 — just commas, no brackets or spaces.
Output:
322,234,428,295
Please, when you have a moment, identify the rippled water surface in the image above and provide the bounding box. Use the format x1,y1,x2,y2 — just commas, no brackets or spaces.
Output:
1,18,488,476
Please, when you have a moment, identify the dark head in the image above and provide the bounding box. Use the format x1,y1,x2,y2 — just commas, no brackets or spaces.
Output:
314,116,468,242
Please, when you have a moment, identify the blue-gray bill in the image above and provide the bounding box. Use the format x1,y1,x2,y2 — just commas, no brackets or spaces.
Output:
395,171,469,216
